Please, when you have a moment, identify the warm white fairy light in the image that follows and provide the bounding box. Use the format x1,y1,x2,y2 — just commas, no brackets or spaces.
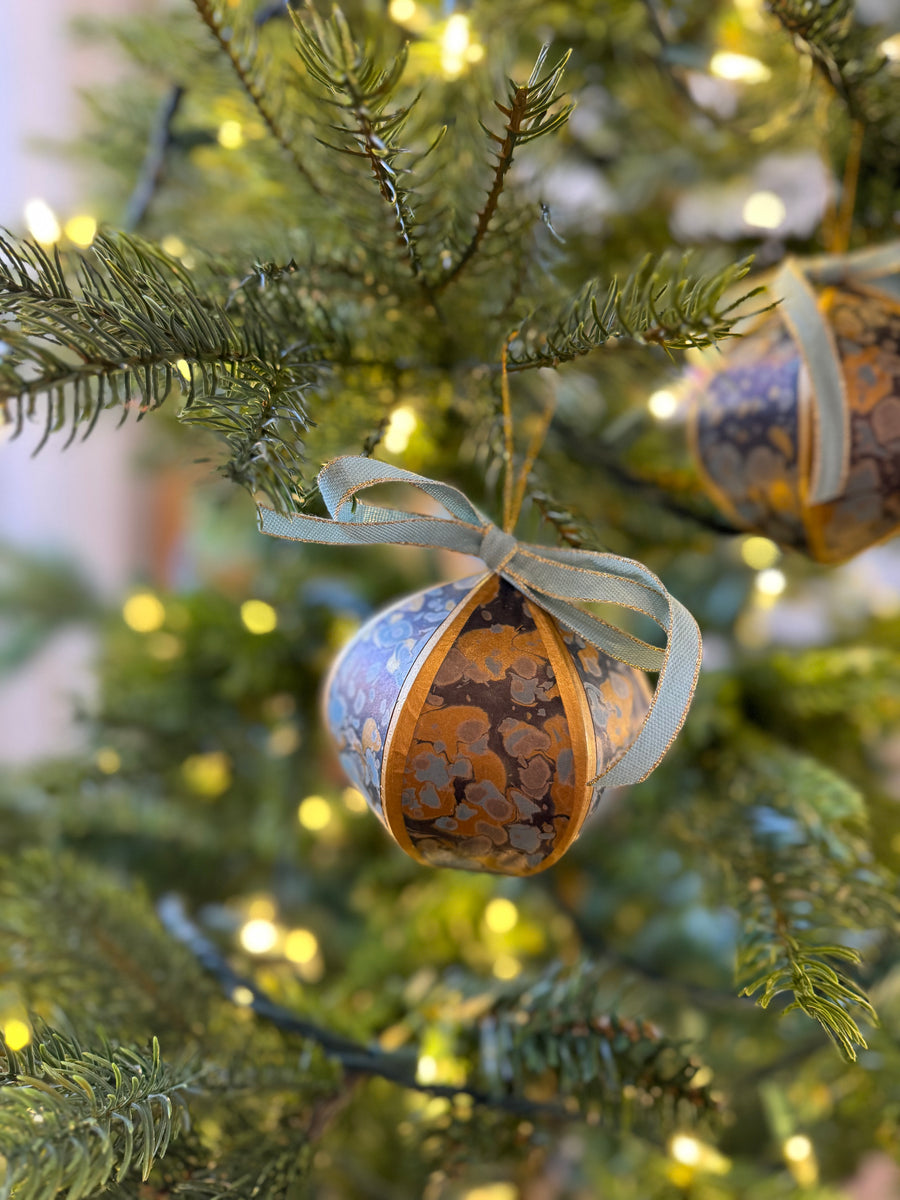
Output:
122,592,166,633
755,567,787,597
648,389,679,420
217,120,244,149
24,198,61,245
441,14,471,78
670,1135,703,1165
3,1018,31,1051
742,190,787,231
388,0,416,21
240,918,279,954
492,954,522,980
383,405,418,454
284,928,319,964
740,536,780,570
64,214,97,247
241,599,277,634
298,795,333,831
416,1054,439,1083
484,898,518,933
709,51,771,83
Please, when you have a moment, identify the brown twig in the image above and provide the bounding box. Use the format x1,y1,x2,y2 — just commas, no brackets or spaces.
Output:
191,0,323,196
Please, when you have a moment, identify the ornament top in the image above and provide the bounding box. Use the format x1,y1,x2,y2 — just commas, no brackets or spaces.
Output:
259,455,702,793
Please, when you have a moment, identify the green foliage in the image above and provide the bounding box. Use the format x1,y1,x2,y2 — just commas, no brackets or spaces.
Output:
0,545,99,673
460,961,718,1128
769,0,899,132
0,231,320,505
661,685,896,1059
0,1024,192,1200
438,43,573,289
191,0,321,194
509,254,760,369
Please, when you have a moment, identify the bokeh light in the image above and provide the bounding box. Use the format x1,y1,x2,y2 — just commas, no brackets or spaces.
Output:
122,592,166,633
240,918,279,954
241,599,278,634
298,795,333,830
24,198,61,244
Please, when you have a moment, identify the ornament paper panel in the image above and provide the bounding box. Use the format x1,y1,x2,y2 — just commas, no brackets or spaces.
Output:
694,322,808,549
390,575,588,874
693,282,900,562
808,287,900,561
561,630,652,816
325,575,479,818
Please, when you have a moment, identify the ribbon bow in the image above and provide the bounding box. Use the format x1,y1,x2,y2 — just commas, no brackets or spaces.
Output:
770,240,900,505
258,456,701,789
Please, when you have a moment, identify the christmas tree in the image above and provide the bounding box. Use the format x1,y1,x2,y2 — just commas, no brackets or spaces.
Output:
3,0,900,1195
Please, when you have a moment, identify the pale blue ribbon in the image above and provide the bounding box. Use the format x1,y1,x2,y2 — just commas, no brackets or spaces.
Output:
258,456,702,788
771,241,900,505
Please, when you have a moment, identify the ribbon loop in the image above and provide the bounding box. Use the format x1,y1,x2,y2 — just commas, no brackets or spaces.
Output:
258,456,702,790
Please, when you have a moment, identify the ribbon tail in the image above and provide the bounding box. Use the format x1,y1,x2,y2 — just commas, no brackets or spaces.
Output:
591,596,702,788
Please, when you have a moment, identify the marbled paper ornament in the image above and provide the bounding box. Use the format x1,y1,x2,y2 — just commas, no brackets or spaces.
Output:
689,245,900,563
324,572,651,874
258,456,701,876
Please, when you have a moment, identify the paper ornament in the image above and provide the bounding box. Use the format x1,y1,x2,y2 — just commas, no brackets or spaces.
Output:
690,246,900,563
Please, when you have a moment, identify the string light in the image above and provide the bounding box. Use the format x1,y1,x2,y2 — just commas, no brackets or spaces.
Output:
484,897,519,933
740,536,780,570
3,1019,31,1051
416,1054,438,1083
342,787,368,814
181,751,232,798
389,0,416,20
462,1186,518,1200
879,34,900,60
241,599,278,634
383,406,418,454
95,747,122,774
247,895,276,920
161,235,187,257
783,1135,817,1185
648,389,679,420
670,1134,703,1166
709,52,771,83
217,120,244,149
298,795,333,830
284,928,319,964
492,954,522,980
755,567,787,597
231,985,255,1006
240,918,279,954
783,1135,813,1162
441,14,471,77
24,198,61,245
122,592,166,633
267,724,301,757
742,191,787,231
64,214,97,247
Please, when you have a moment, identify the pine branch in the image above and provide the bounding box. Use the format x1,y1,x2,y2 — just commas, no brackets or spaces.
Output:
0,849,221,1042
292,5,431,292
0,231,321,506
436,44,572,291
456,961,719,1131
672,725,897,1060
0,1023,193,1200
190,0,323,196
508,253,762,370
768,0,899,133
